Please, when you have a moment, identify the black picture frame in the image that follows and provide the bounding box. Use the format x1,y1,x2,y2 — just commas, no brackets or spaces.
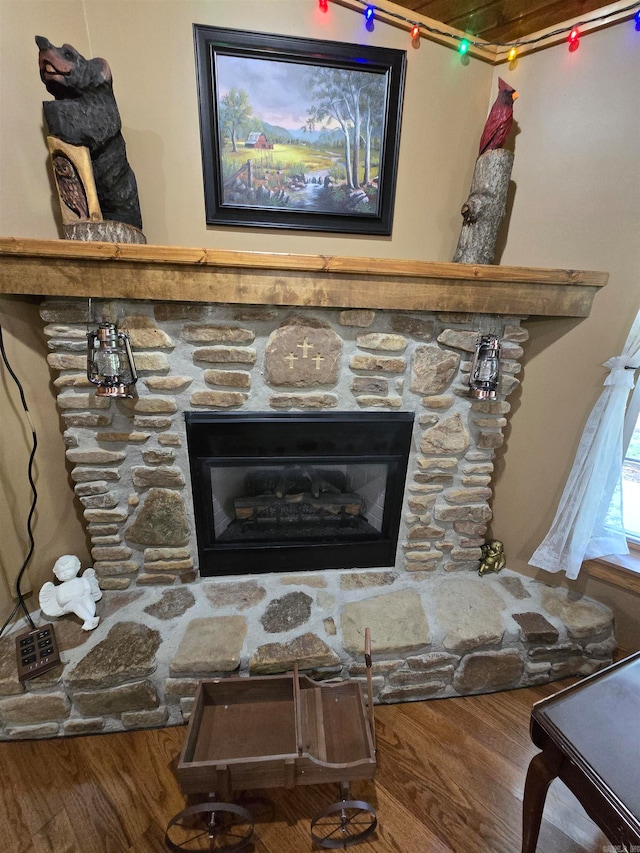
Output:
193,25,406,235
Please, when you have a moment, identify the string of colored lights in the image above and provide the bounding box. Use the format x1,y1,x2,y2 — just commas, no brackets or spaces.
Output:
321,0,640,57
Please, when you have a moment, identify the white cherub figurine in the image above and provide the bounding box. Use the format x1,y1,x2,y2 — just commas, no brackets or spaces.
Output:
39,555,103,630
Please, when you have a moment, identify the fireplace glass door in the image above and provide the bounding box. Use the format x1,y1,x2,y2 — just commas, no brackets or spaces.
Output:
185,412,414,576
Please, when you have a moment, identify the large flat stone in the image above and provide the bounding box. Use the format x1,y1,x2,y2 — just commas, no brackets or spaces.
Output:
341,572,397,590
512,612,559,644
65,622,161,689
261,592,312,633
190,390,249,408
144,588,195,620
420,413,471,455
182,324,254,343
4,723,60,739
356,332,407,352
170,617,247,675
379,681,446,702
125,316,174,348
390,315,435,340
194,347,256,364
341,589,430,655
250,632,339,674
0,691,70,725
265,316,342,387
72,680,159,716
203,580,266,610
433,576,506,651
144,376,193,392
453,650,524,693
131,467,185,488
0,637,24,697
540,588,613,639
411,345,460,395
498,576,531,600
125,488,190,546
269,393,338,409
338,309,375,327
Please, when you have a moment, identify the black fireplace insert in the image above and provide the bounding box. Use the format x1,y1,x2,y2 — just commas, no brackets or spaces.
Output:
185,411,414,575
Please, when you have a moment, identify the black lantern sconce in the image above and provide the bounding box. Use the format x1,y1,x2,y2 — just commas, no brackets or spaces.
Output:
87,321,138,398
469,333,501,399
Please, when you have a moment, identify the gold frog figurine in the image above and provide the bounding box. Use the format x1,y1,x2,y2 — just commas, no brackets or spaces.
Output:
478,539,506,576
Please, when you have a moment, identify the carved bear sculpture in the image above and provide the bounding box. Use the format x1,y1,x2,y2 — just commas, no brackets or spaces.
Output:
36,36,142,230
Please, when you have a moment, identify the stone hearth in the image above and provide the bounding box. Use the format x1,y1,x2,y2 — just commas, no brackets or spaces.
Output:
0,572,614,738
0,293,616,739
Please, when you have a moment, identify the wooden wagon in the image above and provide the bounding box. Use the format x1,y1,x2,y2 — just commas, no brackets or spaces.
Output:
166,630,377,851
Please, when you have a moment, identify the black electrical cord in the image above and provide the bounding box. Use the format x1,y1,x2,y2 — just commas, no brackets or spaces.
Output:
0,322,38,637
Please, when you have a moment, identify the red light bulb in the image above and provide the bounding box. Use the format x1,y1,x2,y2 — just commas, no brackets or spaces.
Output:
568,27,580,51
318,0,328,11
411,25,420,40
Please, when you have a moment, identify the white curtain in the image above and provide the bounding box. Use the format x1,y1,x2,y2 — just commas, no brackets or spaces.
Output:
529,308,640,580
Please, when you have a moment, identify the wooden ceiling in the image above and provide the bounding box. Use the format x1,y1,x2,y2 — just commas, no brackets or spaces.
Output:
390,1,616,42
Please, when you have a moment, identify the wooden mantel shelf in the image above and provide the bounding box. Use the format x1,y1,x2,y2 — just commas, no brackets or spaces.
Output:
0,237,607,317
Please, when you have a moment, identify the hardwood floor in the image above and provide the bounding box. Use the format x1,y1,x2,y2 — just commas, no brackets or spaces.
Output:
0,678,609,853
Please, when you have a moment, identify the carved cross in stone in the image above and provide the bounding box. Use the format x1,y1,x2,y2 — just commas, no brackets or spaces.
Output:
297,337,313,358
264,319,342,387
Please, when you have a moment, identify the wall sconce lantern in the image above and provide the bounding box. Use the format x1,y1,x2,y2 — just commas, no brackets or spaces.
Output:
87,322,138,398
469,333,501,399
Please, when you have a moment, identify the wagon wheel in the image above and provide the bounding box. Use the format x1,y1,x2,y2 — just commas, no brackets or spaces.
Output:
165,802,254,852
310,799,377,849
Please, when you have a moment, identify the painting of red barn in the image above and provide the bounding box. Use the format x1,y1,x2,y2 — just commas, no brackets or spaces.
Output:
245,132,273,150
194,25,406,234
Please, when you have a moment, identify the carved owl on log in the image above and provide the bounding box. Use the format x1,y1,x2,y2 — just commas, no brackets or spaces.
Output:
52,153,89,219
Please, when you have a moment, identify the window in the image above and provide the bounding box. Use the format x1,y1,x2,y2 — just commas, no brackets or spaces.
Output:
622,411,640,546
529,309,640,580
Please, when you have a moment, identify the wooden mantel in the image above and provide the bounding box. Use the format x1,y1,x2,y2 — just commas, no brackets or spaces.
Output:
0,237,607,317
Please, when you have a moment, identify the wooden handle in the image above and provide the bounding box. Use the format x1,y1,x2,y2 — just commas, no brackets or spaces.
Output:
364,628,376,751
293,662,303,756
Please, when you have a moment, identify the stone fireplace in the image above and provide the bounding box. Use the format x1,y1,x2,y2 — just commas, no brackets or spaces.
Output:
0,240,614,740
42,297,526,589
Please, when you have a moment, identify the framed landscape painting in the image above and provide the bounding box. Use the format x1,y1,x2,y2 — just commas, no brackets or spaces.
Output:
193,25,406,234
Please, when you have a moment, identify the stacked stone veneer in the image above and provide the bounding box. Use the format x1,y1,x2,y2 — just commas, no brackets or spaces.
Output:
0,299,615,739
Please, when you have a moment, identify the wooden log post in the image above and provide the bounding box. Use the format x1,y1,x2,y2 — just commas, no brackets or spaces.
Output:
453,148,514,265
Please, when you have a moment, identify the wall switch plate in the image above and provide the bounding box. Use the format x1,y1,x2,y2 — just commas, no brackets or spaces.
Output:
16,623,61,681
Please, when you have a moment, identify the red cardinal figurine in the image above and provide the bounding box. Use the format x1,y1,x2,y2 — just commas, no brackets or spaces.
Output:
478,78,518,156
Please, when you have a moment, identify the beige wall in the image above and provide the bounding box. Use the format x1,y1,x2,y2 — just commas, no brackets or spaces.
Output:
0,297,90,601
0,1,92,611
1,1,638,646
491,23,640,650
